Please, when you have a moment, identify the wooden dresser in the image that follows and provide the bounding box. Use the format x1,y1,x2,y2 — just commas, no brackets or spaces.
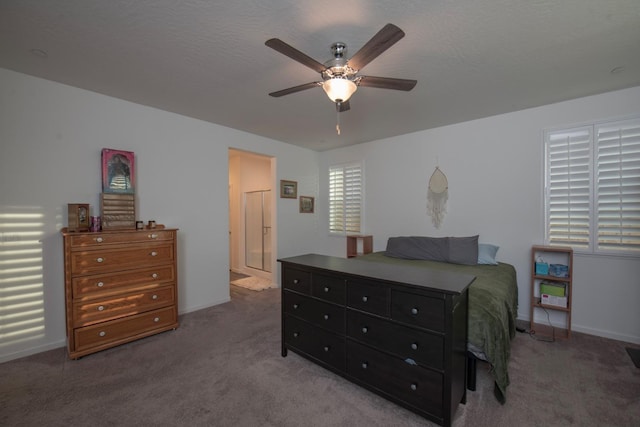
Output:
61,227,179,359
279,254,474,427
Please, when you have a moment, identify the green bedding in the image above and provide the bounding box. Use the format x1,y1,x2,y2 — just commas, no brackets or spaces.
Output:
357,252,518,403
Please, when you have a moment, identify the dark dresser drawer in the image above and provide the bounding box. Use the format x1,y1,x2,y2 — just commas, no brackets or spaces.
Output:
391,290,445,332
347,340,443,419
347,310,443,370
347,280,389,316
282,267,312,294
285,315,345,371
311,273,346,305
283,291,345,334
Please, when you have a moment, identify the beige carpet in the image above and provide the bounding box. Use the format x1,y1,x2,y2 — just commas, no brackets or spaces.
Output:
1,287,639,426
230,275,274,291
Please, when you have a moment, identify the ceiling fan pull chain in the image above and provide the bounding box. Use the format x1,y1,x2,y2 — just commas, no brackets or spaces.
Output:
336,109,341,135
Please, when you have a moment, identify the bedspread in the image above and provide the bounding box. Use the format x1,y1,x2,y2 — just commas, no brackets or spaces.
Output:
357,252,518,403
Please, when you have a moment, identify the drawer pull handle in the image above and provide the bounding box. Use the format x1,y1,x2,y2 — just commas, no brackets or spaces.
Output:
154,317,160,322
323,346,330,352
293,304,299,309
96,257,104,263
99,331,106,337
152,294,158,300
361,362,368,369
95,237,104,243
293,279,299,284
323,286,330,293
98,305,105,311
362,296,368,302
152,273,158,279
361,327,368,334
149,234,158,239
293,332,299,338
150,251,158,257
96,281,104,288
323,314,329,320
411,307,419,315
410,383,418,391
411,343,418,350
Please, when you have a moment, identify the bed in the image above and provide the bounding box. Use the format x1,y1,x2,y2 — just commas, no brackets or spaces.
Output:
356,237,518,403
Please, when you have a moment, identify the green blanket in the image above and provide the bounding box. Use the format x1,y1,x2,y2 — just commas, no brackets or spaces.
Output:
357,252,518,403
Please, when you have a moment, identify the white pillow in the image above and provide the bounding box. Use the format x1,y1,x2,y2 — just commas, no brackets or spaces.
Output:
477,243,499,265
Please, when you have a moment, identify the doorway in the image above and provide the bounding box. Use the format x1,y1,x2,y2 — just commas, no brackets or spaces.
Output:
228,149,275,286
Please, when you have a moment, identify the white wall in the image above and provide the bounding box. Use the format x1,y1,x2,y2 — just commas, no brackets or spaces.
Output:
318,86,640,344
0,68,319,362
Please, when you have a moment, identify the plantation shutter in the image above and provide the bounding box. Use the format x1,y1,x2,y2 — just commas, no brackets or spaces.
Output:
595,119,640,252
545,127,592,249
329,163,362,234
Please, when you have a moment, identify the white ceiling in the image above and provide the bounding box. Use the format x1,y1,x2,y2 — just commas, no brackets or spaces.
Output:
1,0,639,151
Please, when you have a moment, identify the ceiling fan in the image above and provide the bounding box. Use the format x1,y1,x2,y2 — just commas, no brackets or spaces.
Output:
265,23,417,114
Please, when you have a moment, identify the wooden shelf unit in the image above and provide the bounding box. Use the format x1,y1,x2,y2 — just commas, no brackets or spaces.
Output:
346,235,373,258
530,245,573,339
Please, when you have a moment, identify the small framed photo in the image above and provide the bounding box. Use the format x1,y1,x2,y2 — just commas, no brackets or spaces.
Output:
68,203,90,232
299,196,315,213
280,180,297,199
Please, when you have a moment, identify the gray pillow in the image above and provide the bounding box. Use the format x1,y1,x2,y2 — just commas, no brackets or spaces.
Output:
385,236,449,262
448,235,479,265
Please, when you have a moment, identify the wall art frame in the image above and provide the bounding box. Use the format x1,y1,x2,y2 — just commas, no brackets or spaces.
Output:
102,148,135,194
299,196,315,213
280,180,297,199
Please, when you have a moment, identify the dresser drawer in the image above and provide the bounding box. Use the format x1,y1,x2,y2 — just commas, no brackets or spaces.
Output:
70,243,175,274
391,290,445,332
74,306,177,353
283,291,345,334
347,310,443,369
73,285,176,327
68,230,175,248
282,267,311,294
284,315,345,371
347,280,389,316
347,340,443,419
72,265,176,298
311,273,346,305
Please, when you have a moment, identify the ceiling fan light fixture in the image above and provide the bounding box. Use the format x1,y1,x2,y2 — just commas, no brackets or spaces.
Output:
322,78,357,103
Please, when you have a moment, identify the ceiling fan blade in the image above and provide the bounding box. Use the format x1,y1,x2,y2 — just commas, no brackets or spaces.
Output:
336,100,351,112
347,23,405,71
265,38,327,73
268,82,321,97
358,76,417,91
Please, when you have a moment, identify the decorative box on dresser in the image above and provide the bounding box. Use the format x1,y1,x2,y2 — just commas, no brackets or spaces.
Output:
279,254,474,427
61,226,179,359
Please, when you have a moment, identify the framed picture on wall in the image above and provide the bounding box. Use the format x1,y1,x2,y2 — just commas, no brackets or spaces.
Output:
299,196,314,213
102,148,135,194
280,180,297,199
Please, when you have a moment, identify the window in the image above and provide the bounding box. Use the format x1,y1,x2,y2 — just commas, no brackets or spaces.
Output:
329,162,363,235
544,117,640,255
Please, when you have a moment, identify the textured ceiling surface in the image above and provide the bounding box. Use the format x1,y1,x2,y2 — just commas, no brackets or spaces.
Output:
1,0,639,151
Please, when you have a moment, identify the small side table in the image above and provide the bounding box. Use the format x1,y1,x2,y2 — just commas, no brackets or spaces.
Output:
347,235,373,258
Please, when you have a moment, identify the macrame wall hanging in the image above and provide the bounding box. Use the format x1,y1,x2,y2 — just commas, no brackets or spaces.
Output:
427,166,448,228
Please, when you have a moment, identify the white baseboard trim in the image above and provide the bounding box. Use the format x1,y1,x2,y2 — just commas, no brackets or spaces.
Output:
517,314,640,344
0,339,66,364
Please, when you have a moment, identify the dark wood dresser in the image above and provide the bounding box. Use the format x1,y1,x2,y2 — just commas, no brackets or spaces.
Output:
61,227,179,359
279,254,474,427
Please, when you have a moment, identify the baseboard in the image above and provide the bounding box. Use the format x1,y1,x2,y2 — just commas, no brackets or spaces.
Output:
571,324,640,345
0,340,66,364
180,296,231,316
517,315,640,345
